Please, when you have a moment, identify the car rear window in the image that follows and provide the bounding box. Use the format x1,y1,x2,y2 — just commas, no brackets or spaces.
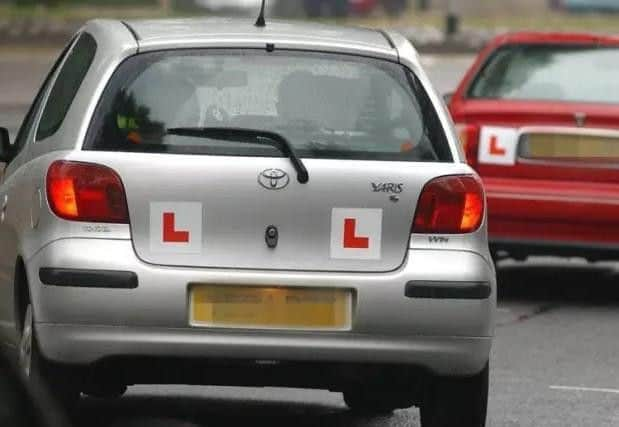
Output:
84,49,451,162
468,44,619,104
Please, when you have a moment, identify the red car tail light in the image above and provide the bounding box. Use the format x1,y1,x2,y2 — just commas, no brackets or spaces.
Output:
47,161,129,224
412,175,485,234
456,124,480,169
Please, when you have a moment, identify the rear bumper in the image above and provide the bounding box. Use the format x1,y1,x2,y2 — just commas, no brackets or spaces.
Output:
27,238,495,377
37,323,492,377
485,177,619,253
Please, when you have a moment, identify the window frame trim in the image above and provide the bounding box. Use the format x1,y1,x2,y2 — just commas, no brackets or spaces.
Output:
34,32,97,144
3,36,78,170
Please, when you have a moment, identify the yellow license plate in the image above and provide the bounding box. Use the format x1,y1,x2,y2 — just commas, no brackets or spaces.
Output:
190,285,353,331
523,133,619,161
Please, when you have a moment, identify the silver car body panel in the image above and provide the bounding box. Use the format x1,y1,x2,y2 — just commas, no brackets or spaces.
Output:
0,18,494,378
30,238,494,375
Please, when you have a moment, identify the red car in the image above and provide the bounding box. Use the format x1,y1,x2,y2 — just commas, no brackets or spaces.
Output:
350,0,408,15
449,32,619,262
349,0,377,14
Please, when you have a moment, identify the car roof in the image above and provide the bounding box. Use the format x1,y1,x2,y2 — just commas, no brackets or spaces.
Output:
112,17,398,58
489,31,619,47
124,18,389,47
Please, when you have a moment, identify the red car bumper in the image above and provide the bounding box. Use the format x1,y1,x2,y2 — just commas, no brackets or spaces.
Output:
485,177,619,259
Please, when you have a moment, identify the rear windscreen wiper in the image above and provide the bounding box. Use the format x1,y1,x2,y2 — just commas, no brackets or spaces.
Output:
166,127,309,184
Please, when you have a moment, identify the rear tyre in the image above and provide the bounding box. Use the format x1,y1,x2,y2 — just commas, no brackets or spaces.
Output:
420,363,489,427
19,302,81,412
343,388,416,414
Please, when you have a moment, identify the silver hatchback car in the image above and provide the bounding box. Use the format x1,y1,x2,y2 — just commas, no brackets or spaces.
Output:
0,15,495,426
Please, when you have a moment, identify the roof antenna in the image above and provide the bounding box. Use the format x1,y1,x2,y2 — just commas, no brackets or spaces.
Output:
255,0,266,27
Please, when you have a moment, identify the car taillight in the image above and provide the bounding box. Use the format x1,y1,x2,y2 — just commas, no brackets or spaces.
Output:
456,124,480,169
46,161,129,224
412,175,485,234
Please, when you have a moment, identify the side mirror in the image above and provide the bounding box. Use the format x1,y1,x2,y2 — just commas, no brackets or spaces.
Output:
0,127,11,163
443,92,454,105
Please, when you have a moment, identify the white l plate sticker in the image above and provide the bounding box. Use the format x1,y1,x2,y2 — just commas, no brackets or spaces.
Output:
330,208,383,260
479,126,519,166
150,202,203,254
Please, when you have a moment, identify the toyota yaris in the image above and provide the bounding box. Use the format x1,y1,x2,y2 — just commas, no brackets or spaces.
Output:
0,16,495,426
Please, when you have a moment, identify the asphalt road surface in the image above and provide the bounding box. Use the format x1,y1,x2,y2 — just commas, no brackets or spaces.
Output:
1,50,618,427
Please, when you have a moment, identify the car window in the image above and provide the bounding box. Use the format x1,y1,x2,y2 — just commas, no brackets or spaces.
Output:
468,44,619,103
8,39,75,163
36,32,97,142
85,49,452,162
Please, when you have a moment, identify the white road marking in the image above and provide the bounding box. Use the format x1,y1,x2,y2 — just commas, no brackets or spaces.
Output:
550,385,619,395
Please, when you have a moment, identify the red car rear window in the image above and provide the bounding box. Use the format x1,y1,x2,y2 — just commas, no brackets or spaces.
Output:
468,44,619,104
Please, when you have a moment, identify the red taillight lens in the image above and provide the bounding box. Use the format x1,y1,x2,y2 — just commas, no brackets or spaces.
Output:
456,124,480,169
47,161,129,224
413,175,485,234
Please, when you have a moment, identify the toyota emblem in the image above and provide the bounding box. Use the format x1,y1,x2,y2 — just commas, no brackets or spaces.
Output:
258,169,290,190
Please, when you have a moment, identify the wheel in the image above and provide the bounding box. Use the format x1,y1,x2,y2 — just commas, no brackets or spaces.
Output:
343,388,416,414
18,304,34,378
420,363,489,427
18,302,81,411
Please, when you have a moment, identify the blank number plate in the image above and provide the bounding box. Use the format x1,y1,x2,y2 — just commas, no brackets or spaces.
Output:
190,285,352,331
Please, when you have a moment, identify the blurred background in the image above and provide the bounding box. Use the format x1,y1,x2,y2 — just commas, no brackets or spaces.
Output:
4,0,619,137
1,0,619,51
2,2,619,427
